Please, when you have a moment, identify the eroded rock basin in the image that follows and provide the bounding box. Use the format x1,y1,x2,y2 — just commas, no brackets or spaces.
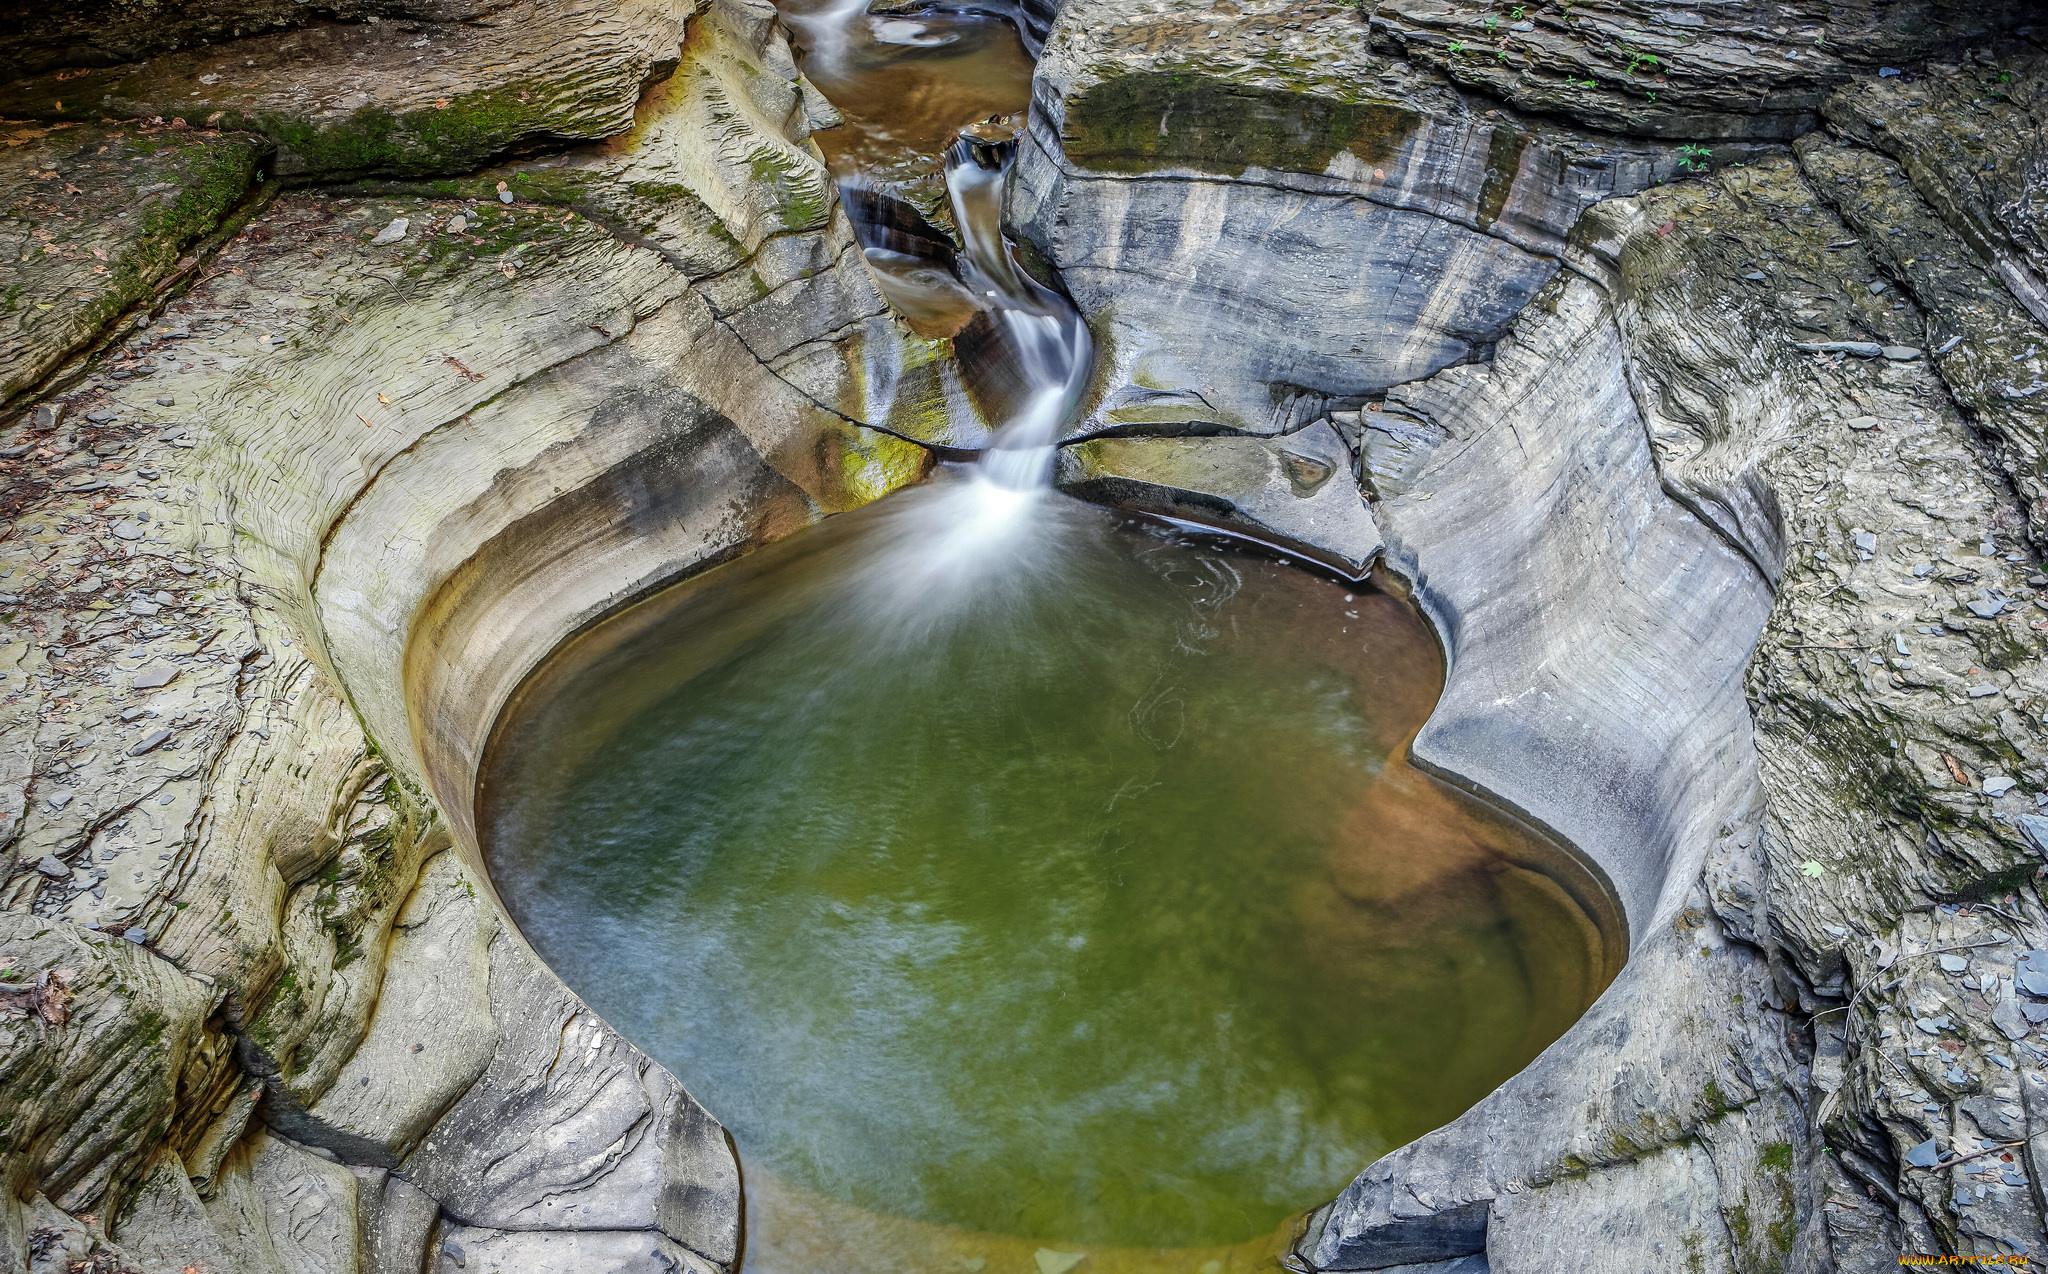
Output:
480,475,1621,1269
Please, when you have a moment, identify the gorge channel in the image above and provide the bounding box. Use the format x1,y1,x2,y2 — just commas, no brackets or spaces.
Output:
481,3,1617,1266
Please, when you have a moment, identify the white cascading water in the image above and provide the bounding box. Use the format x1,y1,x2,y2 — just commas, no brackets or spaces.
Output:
777,0,1093,634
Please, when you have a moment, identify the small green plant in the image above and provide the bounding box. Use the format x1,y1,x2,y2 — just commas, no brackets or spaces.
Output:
1511,5,1525,17
1579,78,1596,87
1626,50,1659,75
1677,142,1712,172
1448,39,1464,52
1484,14,1499,30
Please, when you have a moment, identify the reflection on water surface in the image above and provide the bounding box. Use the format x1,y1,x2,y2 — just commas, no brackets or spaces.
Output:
481,486,1620,1268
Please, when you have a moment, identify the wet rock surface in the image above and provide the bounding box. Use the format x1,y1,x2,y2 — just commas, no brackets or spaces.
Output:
1,0,2047,1269
1055,422,1382,577
0,1,689,182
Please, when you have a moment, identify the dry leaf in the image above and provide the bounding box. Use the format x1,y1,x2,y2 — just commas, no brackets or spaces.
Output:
1941,752,1971,786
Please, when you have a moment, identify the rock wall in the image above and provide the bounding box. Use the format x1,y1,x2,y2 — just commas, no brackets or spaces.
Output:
0,2,938,1269
1017,0,2048,1270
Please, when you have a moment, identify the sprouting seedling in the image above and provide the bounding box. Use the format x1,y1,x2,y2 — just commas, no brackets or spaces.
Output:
1626,51,1659,75
1677,142,1712,172
1448,39,1464,52
1510,4,1525,17
1579,78,1596,87
1645,89,1658,102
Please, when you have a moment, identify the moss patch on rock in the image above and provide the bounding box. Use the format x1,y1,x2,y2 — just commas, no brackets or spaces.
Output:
1062,69,1418,177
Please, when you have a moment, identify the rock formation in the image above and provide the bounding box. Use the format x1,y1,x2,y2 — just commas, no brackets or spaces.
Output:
2,0,2047,1270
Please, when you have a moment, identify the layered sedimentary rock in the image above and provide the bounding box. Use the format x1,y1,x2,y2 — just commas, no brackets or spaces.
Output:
0,1,690,181
0,2,930,1269
1015,1,2048,1269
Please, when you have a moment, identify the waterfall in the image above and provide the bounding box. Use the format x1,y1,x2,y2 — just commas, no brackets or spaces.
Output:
772,0,1093,632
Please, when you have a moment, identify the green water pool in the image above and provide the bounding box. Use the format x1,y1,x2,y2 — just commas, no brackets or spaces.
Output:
480,481,1618,1253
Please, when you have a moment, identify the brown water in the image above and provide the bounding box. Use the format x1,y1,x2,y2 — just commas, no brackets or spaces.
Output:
780,0,1035,186
480,487,1621,1272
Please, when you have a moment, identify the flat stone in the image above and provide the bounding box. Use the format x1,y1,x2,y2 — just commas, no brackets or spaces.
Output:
1984,776,2017,797
1941,954,1969,972
1904,1138,1942,1168
369,217,410,247
131,666,178,690
155,395,175,406
85,409,117,423
1055,423,1383,578
1847,416,1880,430
111,523,145,542
122,927,148,945
35,856,68,879
130,728,172,756
2019,969,2048,998
2017,815,2048,855
1795,340,1884,357
1882,345,1923,360
1968,683,2002,697
128,598,160,616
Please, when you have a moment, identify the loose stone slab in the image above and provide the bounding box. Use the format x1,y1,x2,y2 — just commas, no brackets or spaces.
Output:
1055,423,1382,578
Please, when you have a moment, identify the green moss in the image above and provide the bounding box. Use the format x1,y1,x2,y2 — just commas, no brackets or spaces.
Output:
221,80,566,180
1726,1201,1752,1249
1477,124,1531,230
1759,1140,1793,1171
748,148,832,231
1701,1078,1733,1119
1063,70,1419,177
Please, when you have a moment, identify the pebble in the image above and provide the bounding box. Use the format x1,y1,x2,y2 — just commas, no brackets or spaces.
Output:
35,856,67,879
121,927,147,945
1855,531,1877,553
498,189,515,203
1917,1015,1955,1033
1941,953,1970,972
1945,1065,1968,1085
2017,815,2048,854
132,666,177,690
1744,271,1768,282
128,597,160,615
447,214,467,233
111,523,144,541
155,395,174,407
1984,777,2017,797
1882,346,1923,360
1870,280,1890,295
1796,340,1884,357
1968,597,2005,617
119,706,149,721
130,728,172,756
1968,684,2001,698
46,793,72,810
1905,1137,1942,1167
85,409,116,423
369,217,410,247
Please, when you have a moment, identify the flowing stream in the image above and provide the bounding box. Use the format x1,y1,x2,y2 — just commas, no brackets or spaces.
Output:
480,4,1623,1270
